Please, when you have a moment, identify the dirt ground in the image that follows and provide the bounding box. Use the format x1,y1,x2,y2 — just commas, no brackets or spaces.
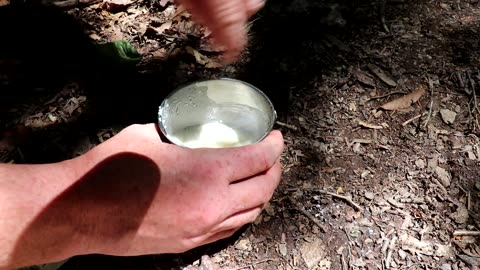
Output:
2,0,480,269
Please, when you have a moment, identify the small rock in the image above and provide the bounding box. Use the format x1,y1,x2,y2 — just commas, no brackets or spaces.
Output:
199,255,218,270
264,202,275,216
278,243,288,257
435,166,451,187
364,192,375,200
398,249,407,259
440,109,457,125
235,239,252,251
415,159,426,169
475,181,480,190
465,145,477,160
440,3,450,10
440,263,452,270
300,238,326,268
450,205,469,224
436,244,454,258
428,155,439,170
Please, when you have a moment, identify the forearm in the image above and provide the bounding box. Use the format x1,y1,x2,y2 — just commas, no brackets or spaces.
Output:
0,160,82,269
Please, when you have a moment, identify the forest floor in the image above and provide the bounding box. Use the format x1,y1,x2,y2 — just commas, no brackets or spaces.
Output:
2,0,480,269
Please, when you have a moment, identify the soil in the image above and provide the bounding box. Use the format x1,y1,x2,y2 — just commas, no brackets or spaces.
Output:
2,0,480,269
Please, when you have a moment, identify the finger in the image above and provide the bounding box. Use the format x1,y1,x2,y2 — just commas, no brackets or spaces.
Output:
211,205,263,234
228,160,282,213
245,0,265,17
182,0,249,62
217,130,284,183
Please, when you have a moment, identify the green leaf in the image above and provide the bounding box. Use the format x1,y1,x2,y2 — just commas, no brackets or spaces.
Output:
95,40,142,66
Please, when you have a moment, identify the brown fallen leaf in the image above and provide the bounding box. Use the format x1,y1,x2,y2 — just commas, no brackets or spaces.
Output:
368,64,397,87
186,46,208,65
353,69,375,87
186,46,222,68
381,85,426,111
157,21,172,33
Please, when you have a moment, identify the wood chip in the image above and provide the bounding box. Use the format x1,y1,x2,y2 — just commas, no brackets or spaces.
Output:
358,120,383,129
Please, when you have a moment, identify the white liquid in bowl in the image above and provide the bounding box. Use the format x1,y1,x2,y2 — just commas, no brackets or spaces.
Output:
169,122,255,148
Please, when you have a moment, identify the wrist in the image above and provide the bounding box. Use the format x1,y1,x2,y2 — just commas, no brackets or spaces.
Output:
0,159,87,269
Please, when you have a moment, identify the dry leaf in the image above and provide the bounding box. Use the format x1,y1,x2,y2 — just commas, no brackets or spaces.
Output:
353,69,375,87
159,0,171,7
158,20,172,32
368,64,397,87
186,46,208,65
381,85,426,111
150,20,172,35
185,46,221,68
205,61,222,69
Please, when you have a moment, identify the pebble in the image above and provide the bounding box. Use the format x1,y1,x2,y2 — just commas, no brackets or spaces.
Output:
440,109,457,125
440,263,452,270
364,191,375,200
235,239,252,251
300,238,326,268
415,159,426,169
398,249,407,260
435,166,451,187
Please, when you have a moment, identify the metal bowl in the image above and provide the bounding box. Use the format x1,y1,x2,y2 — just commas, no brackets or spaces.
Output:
158,78,276,149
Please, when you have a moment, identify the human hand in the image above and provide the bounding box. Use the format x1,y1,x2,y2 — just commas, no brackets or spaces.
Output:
0,123,283,269
65,123,284,256
175,0,265,63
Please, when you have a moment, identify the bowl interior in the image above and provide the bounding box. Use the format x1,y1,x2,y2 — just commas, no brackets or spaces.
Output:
158,79,276,148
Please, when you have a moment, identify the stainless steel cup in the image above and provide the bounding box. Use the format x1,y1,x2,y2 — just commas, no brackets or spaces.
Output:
158,78,276,148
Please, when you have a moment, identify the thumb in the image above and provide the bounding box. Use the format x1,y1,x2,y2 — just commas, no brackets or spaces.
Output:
209,130,284,182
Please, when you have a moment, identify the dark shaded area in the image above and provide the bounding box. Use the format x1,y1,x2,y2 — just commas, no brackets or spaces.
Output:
61,227,249,270
236,0,385,120
11,152,161,269
0,2,195,163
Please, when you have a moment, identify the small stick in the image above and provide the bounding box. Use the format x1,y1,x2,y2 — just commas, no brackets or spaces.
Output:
468,191,472,211
289,198,328,232
402,114,423,127
422,99,434,128
341,252,348,270
367,91,407,101
318,190,363,212
453,230,480,237
235,259,274,270
384,236,397,269
422,77,435,128
275,121,297,131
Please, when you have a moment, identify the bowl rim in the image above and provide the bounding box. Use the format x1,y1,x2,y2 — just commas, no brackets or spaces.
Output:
157,77,277,148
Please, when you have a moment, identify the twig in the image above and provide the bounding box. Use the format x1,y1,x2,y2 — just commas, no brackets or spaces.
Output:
453,230,480,237
402,113,423,127
468,71,480,131
289,198,328,233
318,190,363,212
341,251,348,270
235,259,274,270
422,100,434,129
384,236,397,269
422,77,435,128
275,121,298,131
367,91,407,101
